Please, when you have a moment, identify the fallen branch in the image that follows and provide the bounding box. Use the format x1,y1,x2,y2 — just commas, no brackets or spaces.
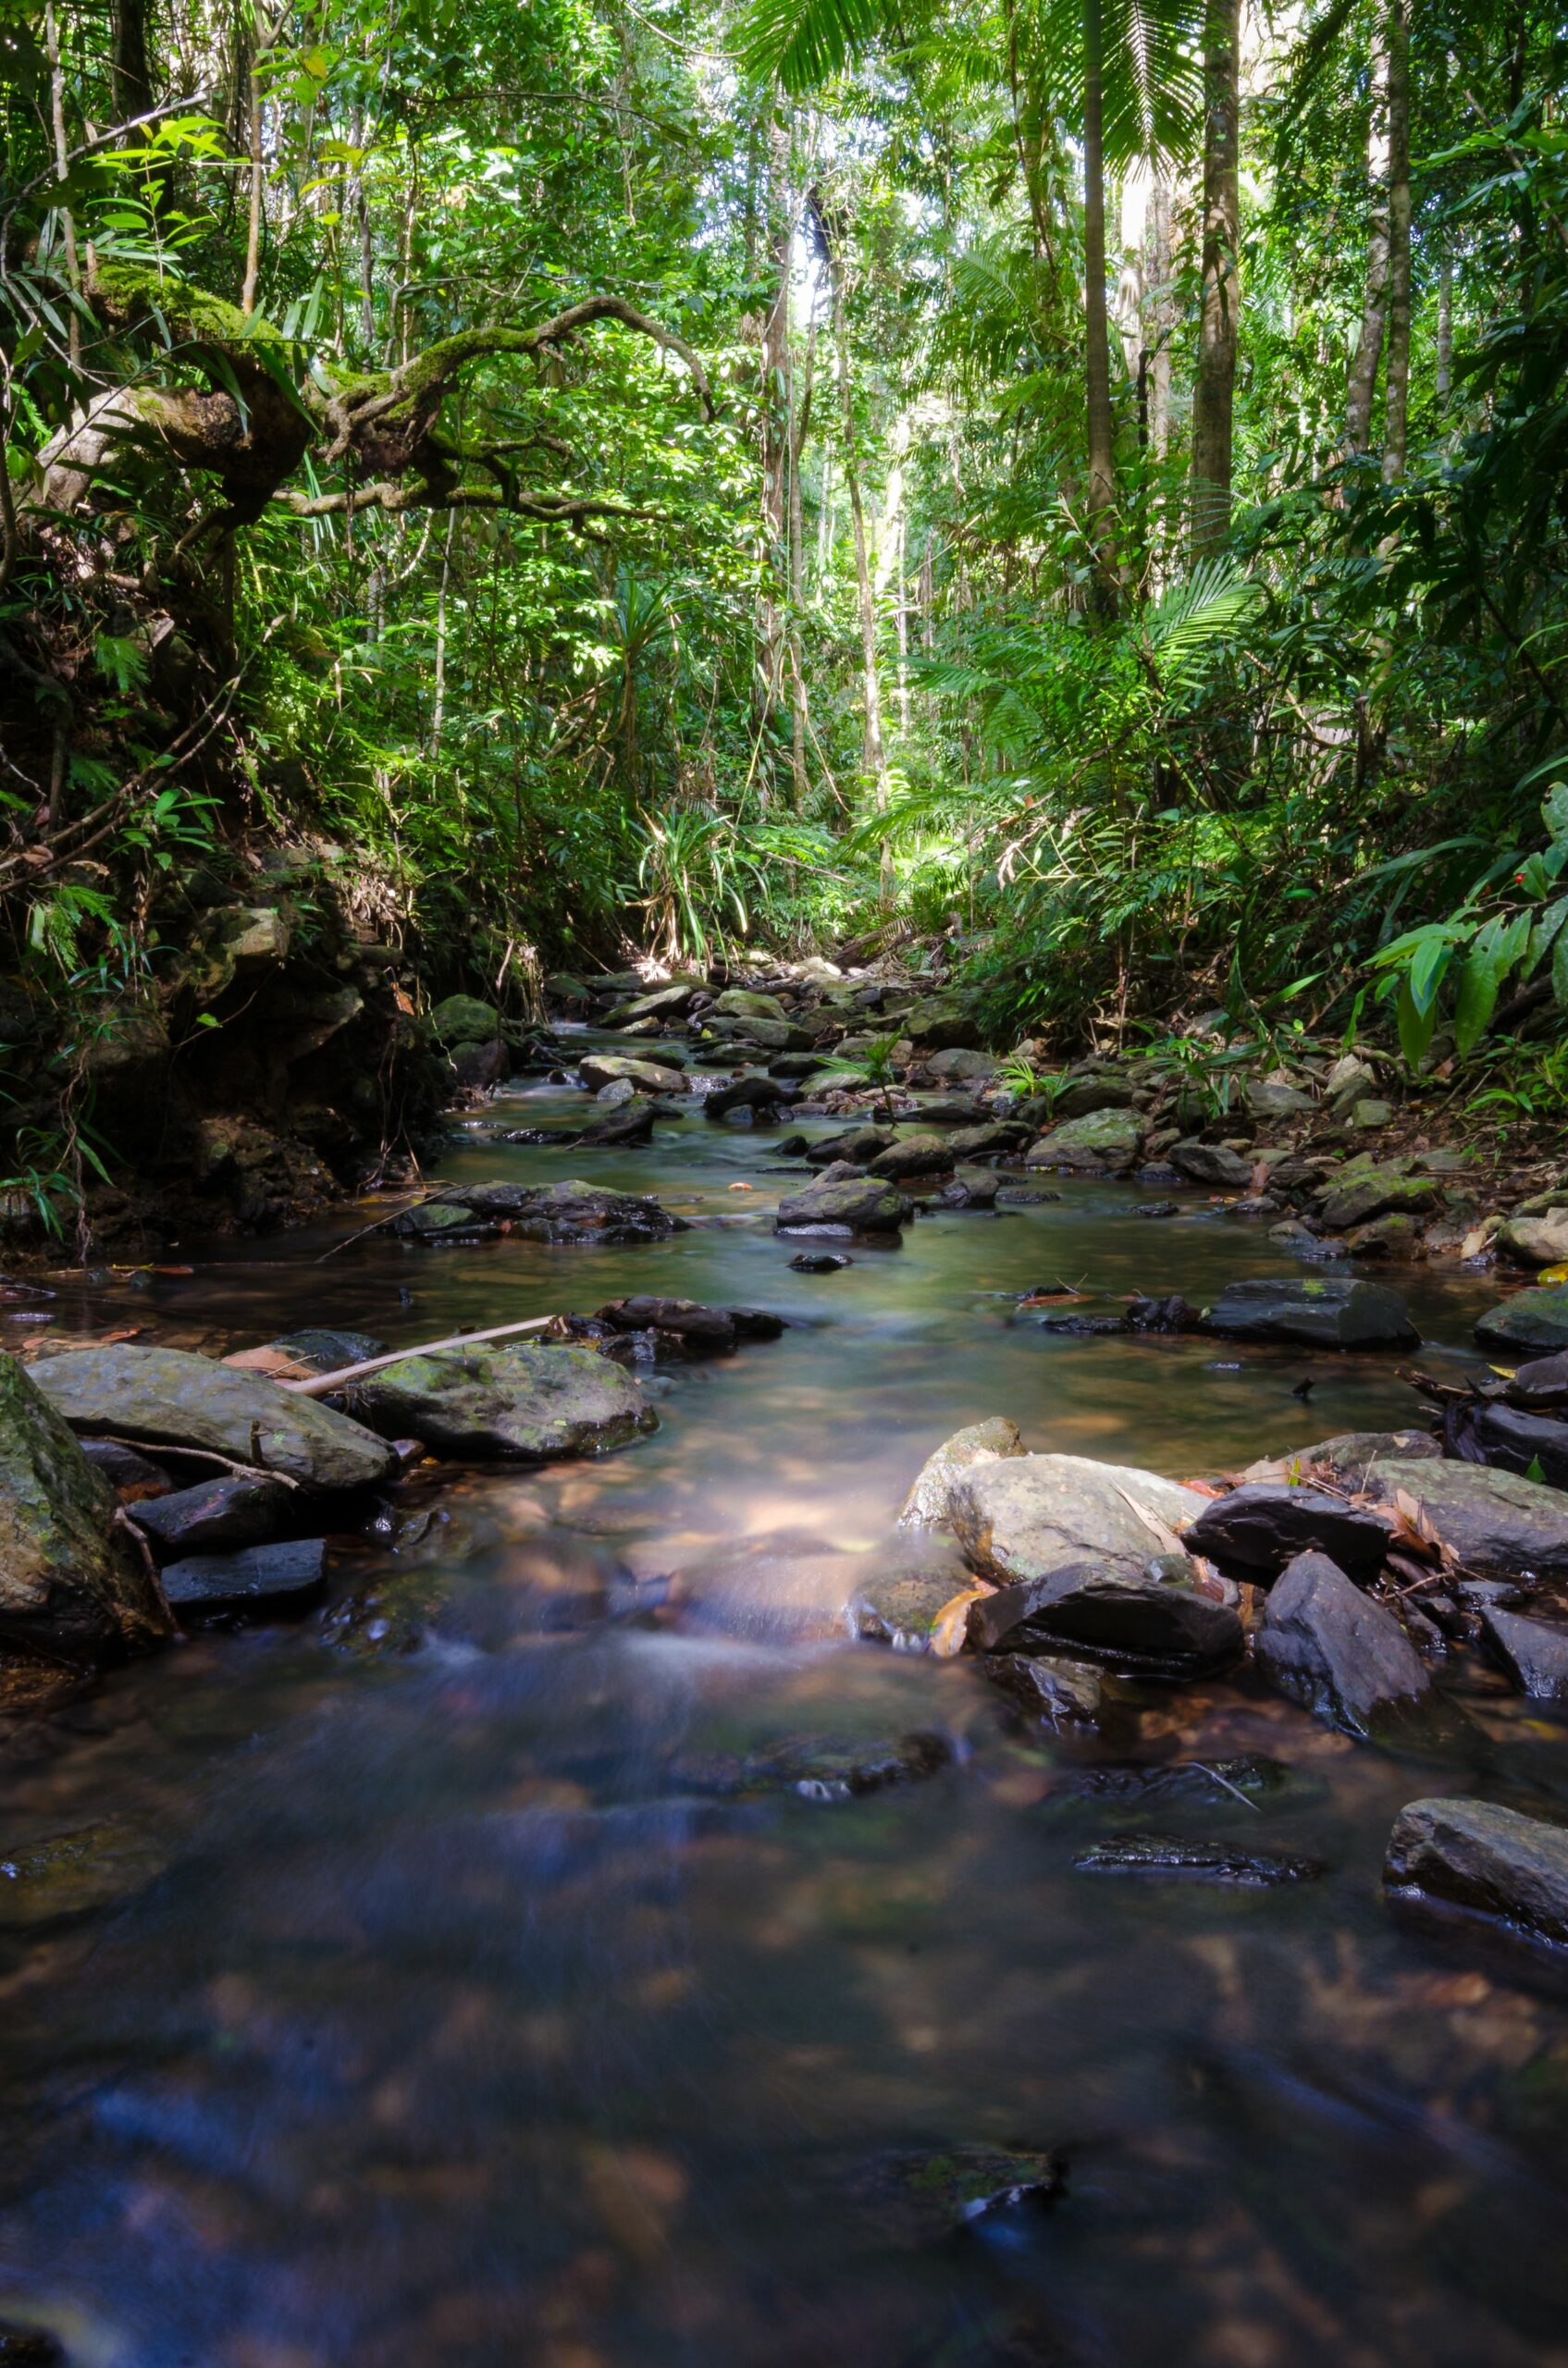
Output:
89,1434,301,1488
281,1314,558,1398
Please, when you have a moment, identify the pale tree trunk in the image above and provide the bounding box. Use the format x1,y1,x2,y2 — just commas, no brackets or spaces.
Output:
895,508,909,738
1381,0,1412,478
786,316,815,808
430,510,457,755
1145,179,1174,462
1191,0,1241,558
1436,251,1452,405
43,5,80,369
758,115,794,792
1081,0,1118,603
831,252,890,877
1345,29,1392,459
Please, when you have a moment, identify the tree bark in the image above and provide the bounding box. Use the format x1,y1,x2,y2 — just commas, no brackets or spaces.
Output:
111,0,154,128
1436,249,1452,405
758,116,794,783
831,251,889,867
1081,0,1118,603
786,315,815,808
1345,28,1392,460
1145,178,1174,462
1381,0,1412,478
1191,0,1241,557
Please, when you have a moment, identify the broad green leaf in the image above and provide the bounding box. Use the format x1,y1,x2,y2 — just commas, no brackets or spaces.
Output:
1452,944,1500,1055
1397,975,1439,1068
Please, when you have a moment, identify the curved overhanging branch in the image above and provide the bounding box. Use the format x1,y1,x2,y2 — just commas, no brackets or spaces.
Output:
276,482,652,525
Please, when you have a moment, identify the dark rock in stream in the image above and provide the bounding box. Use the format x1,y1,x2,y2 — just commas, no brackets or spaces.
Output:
969,1562,1243,1679
932,1168,999,1210
0,2323,64,2363
1500,1350,1568,1410
575,1093,658,1146
33,1342,398,1492
592,1296,785,1354
1045,1755,1291,1811
1467,1402,1568,1491
1253,1551,1433,1737
1475,1287,1568,1355
867,1131,955,1182
844,2145,1064,2247
0,1819,168,1927
132,1472,297,1558
1384,1796,1568,1950
1074,1832,1326,1885
671,1729,954,1801
1201,1276,1419,1350
789,1251,852,1272
899,1417,1027,1529
78,1437,172,1495
804,1124,897,1168
1356,1459,1568,1583
1170,1141,1253,1189
774,1174,907,1236
1184,1484,1391,1585
438,1178,687,1244
1476,1604,1568,1704
703,1075,789,1119
265,1326,387,1374
161,1537,329,1618
982,1651,1106,1727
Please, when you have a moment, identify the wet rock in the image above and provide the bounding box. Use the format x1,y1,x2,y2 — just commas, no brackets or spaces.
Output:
1502,1351,1568,1410
1025,1110,1146,1173
1048,1755,1290,1810
1185,1484,1391,1585
845,1548,972,1650
925,1048,998,1082
1475,1287,1568,1354
1357,1459,1568,1583
78,1437,172,1495
1200,1276,1418,1349
161,1536,329,1617
451,1036,508,1089
789,1251,852,1273
1074,1832,1325,1884
947,1121,1030,1160
1470,1402,1568,1489
804,1123,897,1167
0,1819,167,1927
949,1453,1209,1589
352,1340,655,1461
1384,1796,1568,1949
845,2145,1062,2246
395,1200,499,1241
1247,1429,1440,1490
1498,1208,1568,1267
901,996,981,1052
429,993,501,1046
1477,1604,1568,1703
595,1296,780,1353
34,1342,397,1495
0,1353,172,1663
1170,1141,1253,1189
1248,1079,1315,1117
1317,1167,1439,1230
1135,1201,1181,1219
0,2324,63,2363
899,1416,1026,1529
132,1473,296,1558
933,1167,999,1210
674,1729,954,1800
576,1093,657,1146
265,1326,387,1375
1253,1550,1432,1736
602,981,696,1025
443,1178,686,1244
867,1131,954,1181
713,987,787,1022
703,1075,785,1120
982,1651,1105,1727
703,1015,811,1052
1345,1212,1418,1258
968,1560,1242,1678
775,1174,907,1236
1267,1218,1341,1261
578,1052,686,1094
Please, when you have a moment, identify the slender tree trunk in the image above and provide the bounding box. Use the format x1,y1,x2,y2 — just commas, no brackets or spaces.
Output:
1436,250,1453,405
1191,0,1241,557
786,317,815,808
43,6,80,369
759,117,794,784
352,105,375,352
1345,30,1392,460
1146,179,1174,462
895,508,909,739
111,0,154,126
430,511,457,755
831,253,890,870
1081,0,1118,602
1381,0,1412,478
242,18,270,319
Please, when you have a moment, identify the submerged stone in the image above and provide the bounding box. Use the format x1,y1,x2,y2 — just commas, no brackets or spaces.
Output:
1200,1276,1419,1349
161,1537,329,1617
0,1819,167,1927
982,1651,1106,1727
774,1175,907,1235
845,2144,1063,2246
1074,1832,1325,1885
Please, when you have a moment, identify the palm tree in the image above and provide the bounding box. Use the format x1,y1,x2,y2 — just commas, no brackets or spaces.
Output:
739,0,1202,608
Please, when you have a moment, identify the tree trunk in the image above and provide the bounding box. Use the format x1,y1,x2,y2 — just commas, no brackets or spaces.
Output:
758,116,794,789
1381,0,1413,478
1436,249,1452,405
1146,178,1174,462
786,316,815,808
1345,29,1392,460
1191,0,1241,557
832,253,890,869
111,0,154,125
1081,0,1118,602
43,5,80,369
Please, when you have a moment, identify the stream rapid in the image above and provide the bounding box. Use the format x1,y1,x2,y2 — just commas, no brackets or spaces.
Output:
3,1052,1567,2368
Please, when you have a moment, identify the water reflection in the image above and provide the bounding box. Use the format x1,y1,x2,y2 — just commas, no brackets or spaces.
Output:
0,1075,1564,2365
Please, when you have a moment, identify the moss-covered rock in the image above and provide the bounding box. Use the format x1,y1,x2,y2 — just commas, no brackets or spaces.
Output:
352,1340,656,1460
1025,1109,1146,1173
0,1354,173,1663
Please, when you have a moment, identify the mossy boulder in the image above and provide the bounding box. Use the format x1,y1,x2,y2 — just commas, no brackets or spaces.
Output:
898,1416,1026,1528
0,1354,174,1662
1475,1287,1568,1354
774,1174,907,1234
713,987,787,1022
1025,1110,1146,1173
429,993,502,1047
33,1343,398,1493
351,1340,655,1460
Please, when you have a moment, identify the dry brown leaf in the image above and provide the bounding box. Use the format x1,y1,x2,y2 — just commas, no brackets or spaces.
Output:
929,1578,996,1659
222,1346,315,1380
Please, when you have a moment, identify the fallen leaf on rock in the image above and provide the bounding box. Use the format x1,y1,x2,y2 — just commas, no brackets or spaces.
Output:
929,1578,996,1658
222,1347,315,1379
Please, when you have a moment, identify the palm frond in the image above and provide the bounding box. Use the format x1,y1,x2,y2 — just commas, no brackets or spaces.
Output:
734,0,889,90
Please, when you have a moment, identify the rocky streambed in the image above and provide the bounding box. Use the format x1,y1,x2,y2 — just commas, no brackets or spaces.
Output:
1,985,1568,2365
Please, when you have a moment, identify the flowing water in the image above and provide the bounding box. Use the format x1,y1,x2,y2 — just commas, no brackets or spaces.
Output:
4,1063,1568,2368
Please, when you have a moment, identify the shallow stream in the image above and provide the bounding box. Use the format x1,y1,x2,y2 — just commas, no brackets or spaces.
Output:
4,1066,1567,2367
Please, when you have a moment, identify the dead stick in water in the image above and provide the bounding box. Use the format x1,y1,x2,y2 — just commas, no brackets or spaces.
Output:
315,1184,439,1261
281,1314,558,1399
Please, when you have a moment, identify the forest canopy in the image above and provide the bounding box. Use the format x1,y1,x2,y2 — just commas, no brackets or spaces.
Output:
3,0,1568,1227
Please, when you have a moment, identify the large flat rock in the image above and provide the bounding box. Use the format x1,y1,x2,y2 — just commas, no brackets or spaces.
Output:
353,1341,655,1461
1384,1796,1568,1949
1356,1458,1568,1583
1185,1483,1391,1584
32,1344,396,1494
438,1178,685,1244
1475,1287,1568,1354
1200,1276,1418,1349
948,1454,1209,1586
898,1416,1025,1528
0,1353,172,1663
774,1174,907,1235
